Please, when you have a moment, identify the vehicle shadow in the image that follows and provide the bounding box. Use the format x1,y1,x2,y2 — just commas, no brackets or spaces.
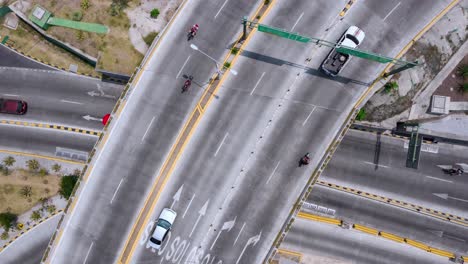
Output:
240,50,371,87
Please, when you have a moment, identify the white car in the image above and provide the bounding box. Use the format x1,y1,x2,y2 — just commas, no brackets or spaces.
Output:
147,208,177,249
321,26,366,76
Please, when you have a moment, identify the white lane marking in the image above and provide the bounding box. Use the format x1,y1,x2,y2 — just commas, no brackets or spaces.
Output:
214,133,229,157
176,55,191,79
363,161,389,168
233,222,246,245
110,178,124,204
425,176,453,184
302,106,316,126
183,194,195,218
60,99,83,105
142,116,156,142
383,2,401,21
189,200,209,238
83,242,94,264
3,94,19,97
290,12,304,31
214,0,229,19
266,161,280,184
250,72,266,95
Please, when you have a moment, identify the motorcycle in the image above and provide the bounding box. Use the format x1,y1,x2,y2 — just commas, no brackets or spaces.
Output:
299,153,310,167
182,76,193,93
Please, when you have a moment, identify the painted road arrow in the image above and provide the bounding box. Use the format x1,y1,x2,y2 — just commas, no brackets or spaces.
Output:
236,231,262,264
189,200,209,238
210,217,236,250
433,193,468,203
83,115,102,121
171,185,183,209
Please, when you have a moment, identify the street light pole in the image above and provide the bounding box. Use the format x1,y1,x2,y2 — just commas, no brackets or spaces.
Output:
190,44,237,79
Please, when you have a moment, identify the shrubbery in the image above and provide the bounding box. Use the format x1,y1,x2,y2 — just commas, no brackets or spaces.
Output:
59,175,79,199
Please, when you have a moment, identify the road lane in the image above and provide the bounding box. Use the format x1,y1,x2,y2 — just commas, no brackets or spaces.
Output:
132,0,453,264
0,124,96,158
0,68,122,130
321,129,468,218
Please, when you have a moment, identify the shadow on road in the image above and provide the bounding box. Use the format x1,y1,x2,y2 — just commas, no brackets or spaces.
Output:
240,50,371,87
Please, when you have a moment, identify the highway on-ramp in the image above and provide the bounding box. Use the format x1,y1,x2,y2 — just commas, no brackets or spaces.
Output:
44,0,455,263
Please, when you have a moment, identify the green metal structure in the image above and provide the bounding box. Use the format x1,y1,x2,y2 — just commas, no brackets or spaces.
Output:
29,5,108,34
243,18,418,74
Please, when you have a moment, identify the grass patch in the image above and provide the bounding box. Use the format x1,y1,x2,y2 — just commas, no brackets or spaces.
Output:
59,175,79,200
143,31,158,46
356,109,366,121
0,169,60,215
223,62,231,69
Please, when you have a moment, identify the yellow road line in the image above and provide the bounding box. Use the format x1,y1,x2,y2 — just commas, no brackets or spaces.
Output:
0,149,85,165
0,119,101,136
428,247,455,258
277,248,303,261
379,231,404,243
118,2,276,263
298,211,342,226
353,223,379,236
317,180,468,227
300,212,457,261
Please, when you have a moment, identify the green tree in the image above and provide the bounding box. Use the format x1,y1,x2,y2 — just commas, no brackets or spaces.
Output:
80,0,90,10
30,210,41,221
19,186,32,198
460,83,468,93
39,168,48,176
72,11,83,21
0,212,17,231
150,8,160,18
26,159,40,173
384,81,399,94
457,64,468,78
52,163,62,173
60,175,79,199
3,156,15,167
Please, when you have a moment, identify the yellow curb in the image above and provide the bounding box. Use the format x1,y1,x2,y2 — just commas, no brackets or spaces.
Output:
0,120,101,136
405,239,430,251
379,231,404,243
277,248,303,261
297,211,342,226
353,224,379,236
0,149,85,165
428,247,455,258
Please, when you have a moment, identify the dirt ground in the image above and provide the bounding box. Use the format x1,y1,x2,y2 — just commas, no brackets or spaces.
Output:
433,55,468,101
0,169,60,215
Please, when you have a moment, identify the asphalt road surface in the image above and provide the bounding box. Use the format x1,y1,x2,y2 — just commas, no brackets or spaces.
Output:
0,214,60,264
0,124,96,158
46,0,453,263
0,44,53,70
281,215,451,264
0,67,122,130
321,129,468,218
304,185,468,254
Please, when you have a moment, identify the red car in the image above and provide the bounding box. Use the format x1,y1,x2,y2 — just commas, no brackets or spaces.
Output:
0,99,27,115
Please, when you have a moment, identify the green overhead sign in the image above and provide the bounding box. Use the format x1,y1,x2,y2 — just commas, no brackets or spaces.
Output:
258,24,310,43
337,46,394,64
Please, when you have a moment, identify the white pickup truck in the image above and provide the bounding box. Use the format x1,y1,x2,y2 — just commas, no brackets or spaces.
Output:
321,26,365,77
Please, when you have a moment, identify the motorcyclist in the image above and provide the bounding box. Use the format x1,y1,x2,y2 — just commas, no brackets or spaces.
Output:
301,153,310,165
184,79,192,90
190,24,199,36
